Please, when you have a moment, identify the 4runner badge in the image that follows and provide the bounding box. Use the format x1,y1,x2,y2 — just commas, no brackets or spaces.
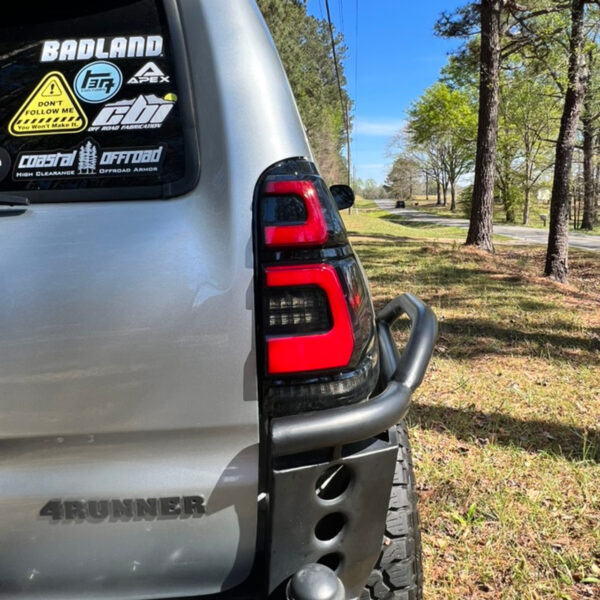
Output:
128,62,170,84
40,496,205,521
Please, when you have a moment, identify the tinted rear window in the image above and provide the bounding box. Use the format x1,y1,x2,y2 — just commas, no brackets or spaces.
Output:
0,0,196,201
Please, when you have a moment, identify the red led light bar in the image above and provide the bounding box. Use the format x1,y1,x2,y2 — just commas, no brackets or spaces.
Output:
266,264,354,374
264,180,328,247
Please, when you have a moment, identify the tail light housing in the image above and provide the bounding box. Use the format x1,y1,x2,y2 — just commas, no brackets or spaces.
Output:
254,158,379,417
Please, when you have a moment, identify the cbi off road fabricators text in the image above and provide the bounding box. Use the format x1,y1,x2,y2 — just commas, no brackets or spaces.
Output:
40,496,205,521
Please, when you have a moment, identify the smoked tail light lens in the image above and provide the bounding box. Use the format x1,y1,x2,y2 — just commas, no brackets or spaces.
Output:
255,159,379,417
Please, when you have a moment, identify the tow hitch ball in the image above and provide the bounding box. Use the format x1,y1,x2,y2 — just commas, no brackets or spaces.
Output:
286,564,345,600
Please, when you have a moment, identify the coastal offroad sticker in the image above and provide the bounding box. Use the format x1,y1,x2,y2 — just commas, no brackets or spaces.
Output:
13,139,165,180
128,61,170,84
88,93,176,132
74,61,122,103
0,148,10,183
8,72,88,136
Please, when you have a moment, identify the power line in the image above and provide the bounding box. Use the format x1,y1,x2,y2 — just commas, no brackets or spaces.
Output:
354,0,359,143
324,0,352,186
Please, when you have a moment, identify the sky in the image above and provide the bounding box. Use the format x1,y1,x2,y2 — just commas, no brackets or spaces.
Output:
306,0,465,184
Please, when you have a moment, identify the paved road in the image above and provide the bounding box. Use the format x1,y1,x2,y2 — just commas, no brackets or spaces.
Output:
374,199,600,253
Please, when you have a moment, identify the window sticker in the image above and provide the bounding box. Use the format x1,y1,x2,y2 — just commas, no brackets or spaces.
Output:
128,62,170,85
8,72,88,137
88,94,176,132
40,36,164,63
13,138,165,180
74,61,123,104
0,0,190,197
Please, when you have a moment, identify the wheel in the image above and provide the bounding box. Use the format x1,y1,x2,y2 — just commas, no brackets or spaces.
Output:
362,423,423,600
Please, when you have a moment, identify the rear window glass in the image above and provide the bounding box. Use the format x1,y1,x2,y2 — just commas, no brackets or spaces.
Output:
0,0,194,201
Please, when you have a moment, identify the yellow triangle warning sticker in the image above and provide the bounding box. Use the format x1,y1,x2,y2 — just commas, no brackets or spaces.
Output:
8,72,88,137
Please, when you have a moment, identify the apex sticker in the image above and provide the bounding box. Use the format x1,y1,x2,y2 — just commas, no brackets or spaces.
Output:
13,139,165,180
41,36,163,62
74,61,122,103
88,94,176,132
8,72,88,136
128,62,170,84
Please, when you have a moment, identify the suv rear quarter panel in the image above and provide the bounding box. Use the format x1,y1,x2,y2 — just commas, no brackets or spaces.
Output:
0,0,311,597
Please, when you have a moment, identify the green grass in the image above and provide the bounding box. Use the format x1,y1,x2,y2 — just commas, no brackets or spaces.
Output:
411,196,600,234
343,209,600,600
345,209,513,243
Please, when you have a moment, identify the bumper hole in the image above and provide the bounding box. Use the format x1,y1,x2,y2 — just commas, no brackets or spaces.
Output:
315,512,345,541
315,464,351,500
317,552,343,573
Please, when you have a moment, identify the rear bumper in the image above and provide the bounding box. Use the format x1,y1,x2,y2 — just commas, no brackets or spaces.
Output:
271,294,438,457
267,294,438,598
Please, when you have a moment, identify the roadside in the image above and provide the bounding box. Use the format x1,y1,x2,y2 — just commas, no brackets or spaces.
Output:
374,199,600,253
342,207,600,600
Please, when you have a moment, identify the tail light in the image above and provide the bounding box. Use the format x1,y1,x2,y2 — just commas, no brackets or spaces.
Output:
254,158,379,417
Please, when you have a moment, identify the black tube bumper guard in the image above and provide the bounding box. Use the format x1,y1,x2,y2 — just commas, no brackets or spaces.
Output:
267,293,438,599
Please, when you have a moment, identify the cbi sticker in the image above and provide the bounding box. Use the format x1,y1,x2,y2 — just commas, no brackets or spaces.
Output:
88,94,176,132
74,61,122,103
0,148,11,183
8,72,88,137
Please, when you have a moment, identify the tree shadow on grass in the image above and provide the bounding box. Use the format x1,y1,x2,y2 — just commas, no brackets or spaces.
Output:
436,317,600,364
409,402,600,464
381,214,465,231
349,238,600,365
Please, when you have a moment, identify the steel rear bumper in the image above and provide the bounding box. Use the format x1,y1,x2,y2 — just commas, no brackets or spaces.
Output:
270,293,438,457
267,294,437,598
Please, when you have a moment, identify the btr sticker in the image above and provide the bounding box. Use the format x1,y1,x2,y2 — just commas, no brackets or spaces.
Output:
8,72,88,136
88,94,176,132
13,139,165,180
74,61,122,103
128,61,170,84
0,148,11,183
40,36,164,62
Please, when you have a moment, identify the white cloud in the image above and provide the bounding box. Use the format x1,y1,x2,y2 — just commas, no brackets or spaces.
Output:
354,119,406,137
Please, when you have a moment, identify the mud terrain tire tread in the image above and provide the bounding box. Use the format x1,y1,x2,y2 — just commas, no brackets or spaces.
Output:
362,423,422,600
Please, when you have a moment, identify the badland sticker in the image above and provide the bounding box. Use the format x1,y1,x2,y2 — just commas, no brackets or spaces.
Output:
40,36,163,62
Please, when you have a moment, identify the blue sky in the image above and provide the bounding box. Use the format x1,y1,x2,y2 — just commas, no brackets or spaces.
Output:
306,0,465,184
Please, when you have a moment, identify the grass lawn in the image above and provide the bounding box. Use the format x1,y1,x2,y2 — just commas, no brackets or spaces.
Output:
343,209,600,600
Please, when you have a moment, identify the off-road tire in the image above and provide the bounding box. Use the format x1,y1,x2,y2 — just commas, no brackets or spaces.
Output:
362,422,423,600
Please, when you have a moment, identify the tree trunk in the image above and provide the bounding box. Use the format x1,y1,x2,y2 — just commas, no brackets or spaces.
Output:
523,188,530,225
505,190,516,223
545,0,587,283
425,172,429,202
466,0,501,252
436,178,441,205
581,104,596,230
450,181,456,212
443,180,448,206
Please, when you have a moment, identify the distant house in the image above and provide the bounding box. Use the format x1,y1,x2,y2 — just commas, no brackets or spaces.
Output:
536,188,551,203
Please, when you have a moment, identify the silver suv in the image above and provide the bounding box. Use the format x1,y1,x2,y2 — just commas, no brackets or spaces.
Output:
0,2,436,599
